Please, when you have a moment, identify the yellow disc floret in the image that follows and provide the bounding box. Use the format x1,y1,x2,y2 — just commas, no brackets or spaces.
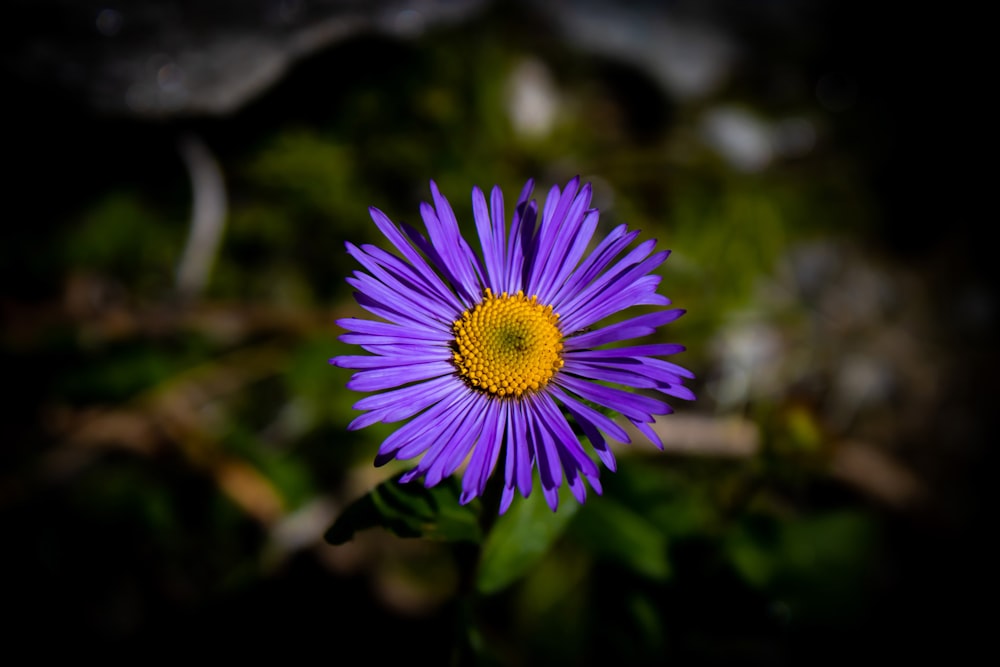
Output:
452,288,564,397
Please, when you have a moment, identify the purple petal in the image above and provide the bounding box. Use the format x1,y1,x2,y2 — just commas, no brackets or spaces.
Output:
526,178,584,297
536,209,599,305
504,192,537,294
511,400,535,497
460,399,507,504
570,343,686,359
499,483,516,514
550,224,639,306
528,404,562,511
421,181,482,300
393,389,478,462
416,393,488,486
564,309,686,349
353,242,462,315
366,207,466,313
472,186,504,292
548,386,627,471
558,244,668,332
376,387,469,463
562,359,661,389
629,417,664,450
336,317,447,344
557,375,671,422
348,376,460,429
334,352,448,369
346,360,453,392
534,392,600,478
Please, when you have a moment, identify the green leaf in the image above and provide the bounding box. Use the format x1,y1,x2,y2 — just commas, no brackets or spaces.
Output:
570,496,671,581
324,472,482,545
475,488,578,595
724,510,878,622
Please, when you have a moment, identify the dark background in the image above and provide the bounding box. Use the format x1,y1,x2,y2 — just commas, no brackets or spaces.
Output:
2,1,993,663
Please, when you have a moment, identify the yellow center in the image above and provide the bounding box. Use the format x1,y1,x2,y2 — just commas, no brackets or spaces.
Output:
452,288,564,397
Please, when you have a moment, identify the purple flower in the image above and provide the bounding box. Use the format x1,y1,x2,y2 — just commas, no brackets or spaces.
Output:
331,178,694,512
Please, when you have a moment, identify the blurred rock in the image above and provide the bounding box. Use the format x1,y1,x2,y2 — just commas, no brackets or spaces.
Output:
536,0,737,101
3,0,491,117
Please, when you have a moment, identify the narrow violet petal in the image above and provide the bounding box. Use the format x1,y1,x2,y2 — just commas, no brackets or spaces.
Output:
537,208,598,305
402,390,480,463
527,180,579,296
562,359,660,389
500,483,516,514
345,243,448,322
346,360,453,392
354,242,460,315
564,309,686,349
352,375,458,416
506,199,537,294
472,186,503,292
563,354,690,391
549,388,619,472
377,388,467,463
657,383,697,401
563,464,587,504
422,392,490,486
644,356,697,379
550,224,638,307
402,219,479,308
558,245,666,331
398,467,423,484
352,290,444,331
460,399,506,504
489,185,507,290
542,482,560,512
366,207,466,313
512,400,535,497
534,392,600,478
548,385,631,444
530,399,562,495
560,271,670,333
630,417,664,450
350,379,468,431
334,353,448,369
347,274,444,328
532,182,592,302
502,401,517,497
565,357,694,398
547,413,601,504
557,375,670,422
336,317,447,342
392,390,478,461
426,181,482,299
530,398,563,512
338,331,450,347
357,342,451,358
348,410,387,432
571,343,686,359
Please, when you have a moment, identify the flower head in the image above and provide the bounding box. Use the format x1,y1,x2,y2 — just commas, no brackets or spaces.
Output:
331,177,694,512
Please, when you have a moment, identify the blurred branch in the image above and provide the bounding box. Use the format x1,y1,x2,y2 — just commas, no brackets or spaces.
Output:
38,342,291,526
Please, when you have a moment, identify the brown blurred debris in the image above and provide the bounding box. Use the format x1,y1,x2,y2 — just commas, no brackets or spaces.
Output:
829,440,924,510
619,413,760,458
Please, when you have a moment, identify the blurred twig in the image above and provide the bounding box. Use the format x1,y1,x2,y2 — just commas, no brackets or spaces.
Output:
175,132,228,300
41,342,291,524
